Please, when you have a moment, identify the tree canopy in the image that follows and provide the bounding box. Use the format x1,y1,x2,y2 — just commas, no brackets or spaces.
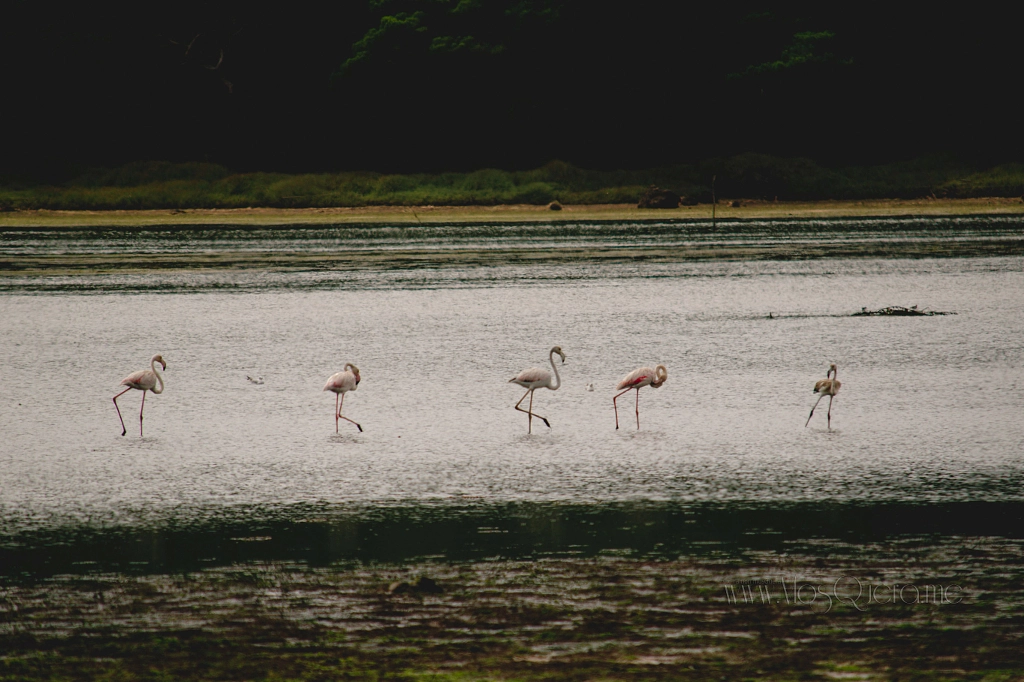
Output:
3,1,1020,179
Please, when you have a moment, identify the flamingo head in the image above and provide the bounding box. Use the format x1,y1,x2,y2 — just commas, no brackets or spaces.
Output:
828,363,837,378
152,354,166,370
552,346,566,363
346,363,361,382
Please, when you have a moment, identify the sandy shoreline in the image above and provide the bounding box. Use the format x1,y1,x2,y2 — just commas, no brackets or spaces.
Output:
3,197,1024,228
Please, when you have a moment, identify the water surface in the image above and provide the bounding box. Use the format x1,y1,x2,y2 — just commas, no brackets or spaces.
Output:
1,217,1022,572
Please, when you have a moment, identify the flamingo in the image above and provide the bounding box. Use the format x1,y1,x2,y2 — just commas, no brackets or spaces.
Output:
805,363,841,429
113,354,166,437
324,363,362,433
613,365,667,429
509,346,565,433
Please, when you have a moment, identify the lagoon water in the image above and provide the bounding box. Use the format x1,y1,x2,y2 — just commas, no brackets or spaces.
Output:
1,217,1023,571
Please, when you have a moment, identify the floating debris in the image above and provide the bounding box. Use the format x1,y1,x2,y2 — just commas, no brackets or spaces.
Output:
852,305,954,316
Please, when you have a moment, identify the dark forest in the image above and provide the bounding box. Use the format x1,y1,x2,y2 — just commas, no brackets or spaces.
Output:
3,1,1021,179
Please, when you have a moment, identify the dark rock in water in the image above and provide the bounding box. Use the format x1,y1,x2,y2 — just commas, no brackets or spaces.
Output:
852,305,955,317
638,186,680,209
548,201,562,211
387,580,412,594
413,576,443,593
680,195,699,206
731,200,742,208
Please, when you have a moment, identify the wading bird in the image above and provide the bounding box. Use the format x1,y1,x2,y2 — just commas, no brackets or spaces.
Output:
113,354,166,437
805,363,841,429
613,365,667,429
324,363,362,433
509,346,565,433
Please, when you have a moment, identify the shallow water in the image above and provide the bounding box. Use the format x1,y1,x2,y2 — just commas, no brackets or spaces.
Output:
1,218,1023,571
4,215,1024,286
4,215,1022,257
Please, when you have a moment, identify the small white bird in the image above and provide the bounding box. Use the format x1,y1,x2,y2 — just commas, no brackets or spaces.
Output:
806,363,841,429
509,346,565,433
324,363,362,433
585,383,594,392
113,354,166,437
613,365,667,429
246,375,264,385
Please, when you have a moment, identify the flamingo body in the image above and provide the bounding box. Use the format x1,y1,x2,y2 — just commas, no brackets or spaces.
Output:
324,363,362,433
113,354,166,437
324,369,359,394
806,363,841,429
616,365,666,391
510,366,554,390
510,346,565,433
614,364,667,429
813,376,841,396
121,368,161,392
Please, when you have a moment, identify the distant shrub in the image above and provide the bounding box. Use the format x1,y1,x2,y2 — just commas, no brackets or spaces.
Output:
508,182,555,204
4,156,1023,210
935,164,1024,198
457,168,515,193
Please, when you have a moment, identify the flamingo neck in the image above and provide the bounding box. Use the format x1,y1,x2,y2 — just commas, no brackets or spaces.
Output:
151,358,165,394
548,349,562,391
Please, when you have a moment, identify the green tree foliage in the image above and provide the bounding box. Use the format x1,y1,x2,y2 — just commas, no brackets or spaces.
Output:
2,2,1022,176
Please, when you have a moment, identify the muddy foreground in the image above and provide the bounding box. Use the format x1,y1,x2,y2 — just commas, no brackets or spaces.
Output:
2,535,1022,681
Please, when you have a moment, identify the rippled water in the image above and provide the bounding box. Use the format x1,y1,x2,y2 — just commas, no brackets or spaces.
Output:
1,217,1023,571
4,215,1023,256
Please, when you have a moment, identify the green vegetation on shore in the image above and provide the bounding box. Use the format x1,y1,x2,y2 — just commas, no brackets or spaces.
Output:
3,155,1024,212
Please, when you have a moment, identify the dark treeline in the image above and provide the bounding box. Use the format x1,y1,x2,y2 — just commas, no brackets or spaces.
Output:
3,1,1021,180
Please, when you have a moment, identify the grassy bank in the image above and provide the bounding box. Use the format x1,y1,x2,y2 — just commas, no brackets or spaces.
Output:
3,155,1024,213
3,198,1024,230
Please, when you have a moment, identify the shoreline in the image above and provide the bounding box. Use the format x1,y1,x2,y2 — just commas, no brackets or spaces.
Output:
3,197,1024,228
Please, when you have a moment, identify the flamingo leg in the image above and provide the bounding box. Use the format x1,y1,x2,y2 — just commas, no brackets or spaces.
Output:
139,390,146,437
612,387,634,430
528,390,552,429
335,393,340,433
805,393,826,427
827,395,834,430
515,388,550,432
337,392,362,432
635,388,641,429
528,390,533,433
113,387,131,436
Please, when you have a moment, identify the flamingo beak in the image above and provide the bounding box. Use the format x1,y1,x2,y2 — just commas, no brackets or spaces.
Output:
161,360,167,370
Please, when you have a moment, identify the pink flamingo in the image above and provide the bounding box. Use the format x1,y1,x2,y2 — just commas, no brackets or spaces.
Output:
113,354,166,437
509,346,565,433
613,365,667,429
324,363,362,433
806,363,841,429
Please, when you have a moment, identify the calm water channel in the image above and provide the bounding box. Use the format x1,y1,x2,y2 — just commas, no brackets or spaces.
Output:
1,216,1022,575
